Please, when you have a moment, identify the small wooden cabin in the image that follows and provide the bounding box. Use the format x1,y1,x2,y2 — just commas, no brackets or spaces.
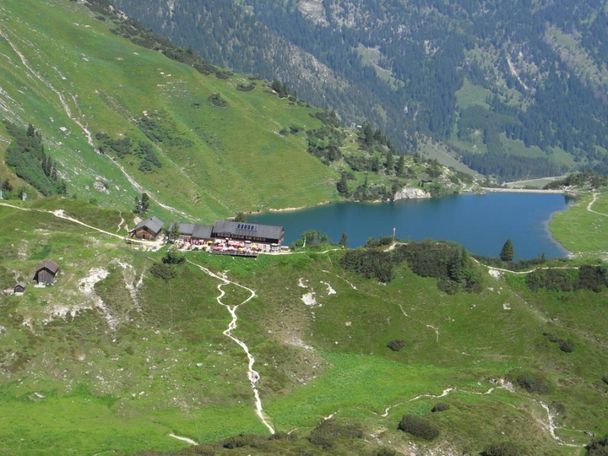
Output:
129,216,165,240
33,260,60,285
14,283,26,294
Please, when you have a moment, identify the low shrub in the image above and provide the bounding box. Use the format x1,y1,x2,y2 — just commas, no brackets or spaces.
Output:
527,265,607,292
341,249,393,283
578,265,608,292
514,372,550,394
268,431,295,441
543,332,575,353
236,82,255,92
397,415,439,441
221,434,268,449
366,236,394,248
208,93,227,108
291,230,331,250
376,449,398,456
309,420,363,449
602,375,608,385
162,249,186,265
191,445,216,456
480,442,523,456
585,435,608,456
387,339,407,352
559,339,575,353
431,403,450,413
149,263,176,281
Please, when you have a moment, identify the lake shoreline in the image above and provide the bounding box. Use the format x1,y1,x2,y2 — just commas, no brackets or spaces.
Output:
480,187,566,194
247,187,567,216
250,193,570,260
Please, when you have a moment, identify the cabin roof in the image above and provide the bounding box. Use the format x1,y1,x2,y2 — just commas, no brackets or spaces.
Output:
192,224,213,239
35,260,60,274
15,282,26,289
212,221,284,240
132,216,164,235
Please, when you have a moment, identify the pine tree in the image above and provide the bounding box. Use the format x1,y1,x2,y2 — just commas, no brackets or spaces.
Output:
168,223,180,243
500,239,514,262
140,193,150,215
337,173,349,195
386,151,395,173
133,192,150,215
339,232,348,248
396,154,405,176
26,123,36,137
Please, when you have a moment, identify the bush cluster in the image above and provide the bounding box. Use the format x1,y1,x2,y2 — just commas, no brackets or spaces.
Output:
397,415,439,441
308,420,363,450
4,122,67,196
341,241,482,293
513,372,550,394
162,249,186,265
96,132,162,173
137,114,193,148
544,171,608,190
526,265,607,292
208,93,228,108
585,435,608,456
149,263,177,281
221,434,268,450
480,442,523,456
543,332,575,353
291,231,330,250
431,403,450,413
236,82,256,92
387,339,407,352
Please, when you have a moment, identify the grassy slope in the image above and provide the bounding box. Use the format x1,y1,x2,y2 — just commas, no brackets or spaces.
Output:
0,0,337,221
0,201,606,455
550,192,608,258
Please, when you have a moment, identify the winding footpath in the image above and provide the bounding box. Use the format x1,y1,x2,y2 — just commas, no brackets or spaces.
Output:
587,192,608,218
187,260,275,435
0,202,162,248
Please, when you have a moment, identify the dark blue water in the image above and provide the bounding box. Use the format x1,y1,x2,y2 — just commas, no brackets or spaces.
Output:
250,193,570,260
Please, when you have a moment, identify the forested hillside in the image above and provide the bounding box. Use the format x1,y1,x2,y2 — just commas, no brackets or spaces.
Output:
112,0,608,180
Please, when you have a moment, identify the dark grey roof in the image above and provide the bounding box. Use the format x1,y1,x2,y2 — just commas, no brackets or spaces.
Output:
192,224,213,239
174,223,195,236
212,221,284,240
36,260,59,274
15,282,26,289
132,216,164,234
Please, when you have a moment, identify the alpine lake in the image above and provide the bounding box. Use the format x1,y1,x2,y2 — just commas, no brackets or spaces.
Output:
250,192,571,260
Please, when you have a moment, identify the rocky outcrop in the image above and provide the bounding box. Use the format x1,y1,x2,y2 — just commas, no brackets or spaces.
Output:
393,187,431,201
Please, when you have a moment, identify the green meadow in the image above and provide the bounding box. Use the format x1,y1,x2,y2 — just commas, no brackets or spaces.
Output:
0,199,606,455
550,192,608,258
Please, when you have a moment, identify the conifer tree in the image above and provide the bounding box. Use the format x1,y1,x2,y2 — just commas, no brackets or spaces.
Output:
500,239,514,262
396,154,405,176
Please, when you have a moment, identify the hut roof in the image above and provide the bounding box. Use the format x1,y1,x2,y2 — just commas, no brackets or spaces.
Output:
131,216,164,235
212,221,284,241
192,224,213,239
36,260,60,274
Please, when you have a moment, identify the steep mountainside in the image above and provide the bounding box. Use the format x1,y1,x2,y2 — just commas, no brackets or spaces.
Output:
0,0,472,221
113,0,608,179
